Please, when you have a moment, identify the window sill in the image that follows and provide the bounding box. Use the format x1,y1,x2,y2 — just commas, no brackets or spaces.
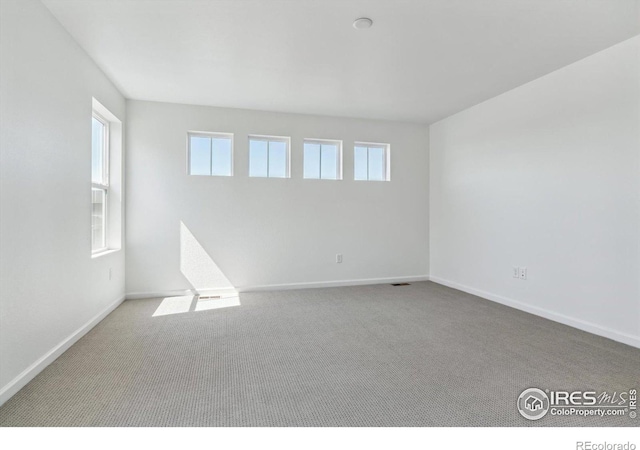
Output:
91,248,120,259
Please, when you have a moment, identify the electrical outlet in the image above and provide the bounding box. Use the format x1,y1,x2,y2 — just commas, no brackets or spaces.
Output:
513,267,519,278
519,267,527,280
336,254,343,264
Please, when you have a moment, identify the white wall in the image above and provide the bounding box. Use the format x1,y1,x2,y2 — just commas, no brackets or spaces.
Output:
0,0,126,403
126,100,429,296
429,36,640,347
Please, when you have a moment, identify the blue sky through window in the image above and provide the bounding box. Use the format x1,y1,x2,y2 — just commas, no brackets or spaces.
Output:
249,139,268,177
268,141,287,178
211,138,232,176
91,117,105,183
354,144,387,181
354,146,368,180
320,144,337,180
189,134,232,176
249,138,288,178
304,141,339,180
304,142,321,178
368,146,384,181
190,136,211,175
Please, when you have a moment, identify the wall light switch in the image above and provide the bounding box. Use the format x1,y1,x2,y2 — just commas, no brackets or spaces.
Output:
336,254,343,264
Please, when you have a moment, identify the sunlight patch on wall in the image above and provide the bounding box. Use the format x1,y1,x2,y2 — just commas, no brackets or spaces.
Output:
180,221,235,293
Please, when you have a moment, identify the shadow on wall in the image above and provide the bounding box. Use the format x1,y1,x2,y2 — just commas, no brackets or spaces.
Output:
151,222,240,317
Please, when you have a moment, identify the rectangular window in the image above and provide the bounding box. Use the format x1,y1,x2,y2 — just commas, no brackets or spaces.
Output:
91,98,122,257
249,135,290,178
91,113,109,253
303,139,342,180
188,132,233,176
354,142,390,181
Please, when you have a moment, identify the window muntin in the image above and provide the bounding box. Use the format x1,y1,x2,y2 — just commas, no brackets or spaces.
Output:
249,136,290,178
354,142,390,181
188,132,233,176
91,113,109,253
303,139,341,180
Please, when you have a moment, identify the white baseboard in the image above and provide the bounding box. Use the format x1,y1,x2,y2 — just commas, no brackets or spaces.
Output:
429,276,640,349
126,275,430,299
126,287,237,300
0,295,126,407
237,275,430,292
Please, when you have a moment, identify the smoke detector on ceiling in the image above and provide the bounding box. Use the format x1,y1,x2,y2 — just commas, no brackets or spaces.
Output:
353,18,373,30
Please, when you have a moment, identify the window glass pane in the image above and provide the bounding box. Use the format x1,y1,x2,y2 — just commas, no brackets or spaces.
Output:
91,188,106,251
211,137,232,176
249,139,268,177
91,117,105,184
368,146,385,181
304,142,320,179
268,140,287,178
354,146,368,180
320,144,338,180
190,136,212,175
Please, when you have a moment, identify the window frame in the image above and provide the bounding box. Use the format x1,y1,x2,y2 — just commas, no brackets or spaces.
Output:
303,138,343,180
248,134,291,178
187,131,234,177
91,111,110,254
354,141,391,181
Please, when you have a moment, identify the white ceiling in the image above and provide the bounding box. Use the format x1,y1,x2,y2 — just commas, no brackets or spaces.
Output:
42,0,640,123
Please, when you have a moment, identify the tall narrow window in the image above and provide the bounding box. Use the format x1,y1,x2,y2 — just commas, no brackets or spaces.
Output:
354,142,390,181
91,113,109,253
91,98,122,257
249,135,290,178
188,132,233,176
303,139,342,180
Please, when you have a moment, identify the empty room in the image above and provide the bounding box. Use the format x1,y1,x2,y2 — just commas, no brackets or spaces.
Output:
0,0,639,445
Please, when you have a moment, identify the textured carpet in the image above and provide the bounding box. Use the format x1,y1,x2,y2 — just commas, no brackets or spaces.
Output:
0,281,638,427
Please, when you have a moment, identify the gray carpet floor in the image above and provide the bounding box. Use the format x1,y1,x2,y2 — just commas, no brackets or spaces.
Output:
0,281,638,427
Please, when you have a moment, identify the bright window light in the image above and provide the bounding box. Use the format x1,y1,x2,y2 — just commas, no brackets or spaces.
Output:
249,135,290,178
303,139,342,180
91,113,109,253
354,142,390,181
188,132,233,176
